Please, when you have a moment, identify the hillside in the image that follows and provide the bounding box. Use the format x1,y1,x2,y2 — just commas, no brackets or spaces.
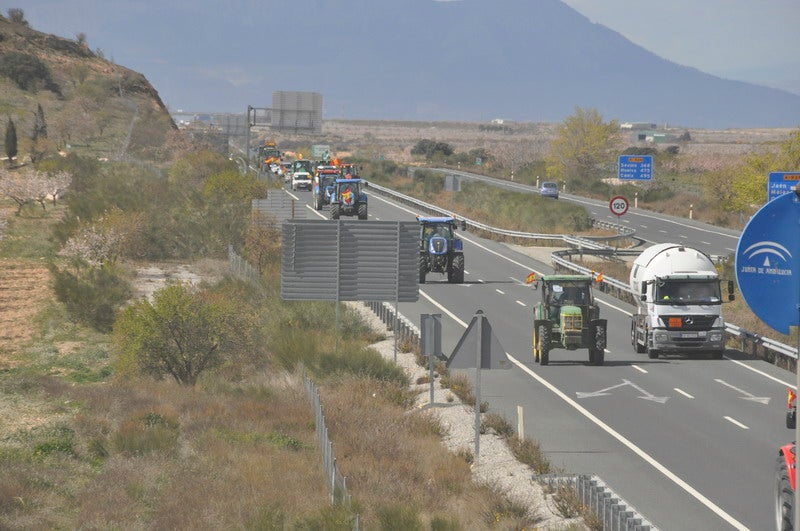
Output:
0,13,175,162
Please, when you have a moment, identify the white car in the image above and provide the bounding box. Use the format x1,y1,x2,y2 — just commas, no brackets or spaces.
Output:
291,171,312,191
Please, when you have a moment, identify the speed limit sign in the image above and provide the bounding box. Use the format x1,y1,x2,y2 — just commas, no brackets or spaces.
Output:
609,195,629,216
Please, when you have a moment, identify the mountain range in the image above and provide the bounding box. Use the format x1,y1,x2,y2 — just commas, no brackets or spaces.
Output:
16,0,800,128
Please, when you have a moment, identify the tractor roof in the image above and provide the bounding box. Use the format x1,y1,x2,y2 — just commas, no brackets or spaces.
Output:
335,178,362,183
541,274,593,283
418,216,455,224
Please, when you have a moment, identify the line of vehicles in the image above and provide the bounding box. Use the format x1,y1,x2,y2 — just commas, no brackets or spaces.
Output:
258,141,738,368
263,141,792,525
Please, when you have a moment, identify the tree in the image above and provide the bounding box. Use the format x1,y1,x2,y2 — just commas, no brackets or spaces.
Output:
114,283,250,386
32,103,48,140
7,8,27,24
545,107,622,182
5,118,18,165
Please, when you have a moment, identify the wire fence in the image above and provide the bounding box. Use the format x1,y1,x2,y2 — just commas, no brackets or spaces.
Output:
227,247,360,529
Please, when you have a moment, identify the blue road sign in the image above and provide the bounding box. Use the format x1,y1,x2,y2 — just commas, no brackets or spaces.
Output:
618,155,653,180
735,192,800,334
768,172,800,202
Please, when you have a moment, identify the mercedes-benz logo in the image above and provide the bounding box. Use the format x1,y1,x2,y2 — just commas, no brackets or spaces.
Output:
684,317,693,325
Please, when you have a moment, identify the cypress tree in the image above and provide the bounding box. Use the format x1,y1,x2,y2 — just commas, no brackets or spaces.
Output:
5,118,18,164
32,103,48,140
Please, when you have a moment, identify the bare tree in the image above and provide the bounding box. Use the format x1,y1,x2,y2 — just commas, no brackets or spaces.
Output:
7,8,27,25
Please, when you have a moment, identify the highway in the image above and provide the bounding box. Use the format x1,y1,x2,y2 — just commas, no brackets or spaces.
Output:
286,181,789,530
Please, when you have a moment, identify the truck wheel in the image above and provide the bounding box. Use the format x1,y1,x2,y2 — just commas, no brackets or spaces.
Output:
448,254,465,283
632,322,646,353
358,203,368,220
647,347,659,360
710,349,724,360
538,324,550,365
775,454,794,531
419,255,427,284
330,204,340,220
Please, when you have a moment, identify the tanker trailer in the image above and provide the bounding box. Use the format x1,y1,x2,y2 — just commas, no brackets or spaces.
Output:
630,243,733,359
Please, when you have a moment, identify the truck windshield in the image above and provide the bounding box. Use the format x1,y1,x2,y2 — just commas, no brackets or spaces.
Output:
655,280,720,304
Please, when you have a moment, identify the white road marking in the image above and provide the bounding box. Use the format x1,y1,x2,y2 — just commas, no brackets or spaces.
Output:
640,225,648,229
674,388,695,399
417,289,747,529
376,187,786,405
679,234,688,239
632,365,648,374
307,204,327,219
659,229,667,233
701,241,710,245
496,289,505,295
516,300,526,307
724,416,749,430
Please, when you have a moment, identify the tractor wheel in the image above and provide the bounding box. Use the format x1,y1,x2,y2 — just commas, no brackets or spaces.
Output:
330,204,340,220
358,203,368,220
538,324,550,366
632,322,646,353
448,254,465,283
532,328,539,363
590,348,604,366
419,255,427,284
775,454,794,531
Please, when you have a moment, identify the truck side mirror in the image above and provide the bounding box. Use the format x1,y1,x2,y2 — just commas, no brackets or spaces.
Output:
727,280,735,301
460,220,467,231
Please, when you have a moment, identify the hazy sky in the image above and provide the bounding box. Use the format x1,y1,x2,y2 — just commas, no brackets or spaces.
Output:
7,0,800,114
561,0,800,94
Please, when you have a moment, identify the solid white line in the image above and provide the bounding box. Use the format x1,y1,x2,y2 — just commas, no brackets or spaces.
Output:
674,388,695,399
516,300,526,307
419,288,748,530
724,416,750,430
724,357,795,389
306,204,327,220
496,289,505,295
375,186,787,400
286,190,301,201
632,365,648,374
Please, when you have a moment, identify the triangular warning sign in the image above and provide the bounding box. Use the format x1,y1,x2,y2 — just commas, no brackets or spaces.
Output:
446,311,510,370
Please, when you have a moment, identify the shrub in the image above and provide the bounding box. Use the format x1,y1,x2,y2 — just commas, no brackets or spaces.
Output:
508,435,551,474
551,481,582,518
50,262,131,332
111,412,179,456
0,52,61,95
481,413,514,438
440,372,474,406
318,346,408,386
376,504,423,530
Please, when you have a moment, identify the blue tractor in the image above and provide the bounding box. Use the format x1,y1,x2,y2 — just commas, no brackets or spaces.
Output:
330,179,368,220
418,217,465,284
313,169,340,210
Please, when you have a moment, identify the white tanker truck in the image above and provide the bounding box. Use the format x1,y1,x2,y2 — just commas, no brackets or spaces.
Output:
630,243,734,359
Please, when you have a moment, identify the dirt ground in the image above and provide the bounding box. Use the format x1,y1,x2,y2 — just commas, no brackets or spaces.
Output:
0,259,51,368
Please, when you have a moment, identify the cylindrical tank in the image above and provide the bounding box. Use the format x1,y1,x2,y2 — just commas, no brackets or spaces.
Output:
630,244,717,306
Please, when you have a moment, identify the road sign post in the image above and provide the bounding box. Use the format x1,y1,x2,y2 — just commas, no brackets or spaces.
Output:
767,172,800,202
618,155,653,181
609,195,629,218
735,189,800,530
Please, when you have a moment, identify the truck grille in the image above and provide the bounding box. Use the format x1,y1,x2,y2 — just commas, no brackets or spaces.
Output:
660,315,716,331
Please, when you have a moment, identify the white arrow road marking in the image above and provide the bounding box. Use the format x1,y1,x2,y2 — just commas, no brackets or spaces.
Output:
576,379,669,403
714,379,771,404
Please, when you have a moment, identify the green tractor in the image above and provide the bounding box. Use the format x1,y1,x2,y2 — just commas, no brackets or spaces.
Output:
532,274,607,366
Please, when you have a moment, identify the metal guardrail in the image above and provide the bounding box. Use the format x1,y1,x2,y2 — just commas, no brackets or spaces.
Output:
366,181,634,247
538,475,658,531
366,181,799,365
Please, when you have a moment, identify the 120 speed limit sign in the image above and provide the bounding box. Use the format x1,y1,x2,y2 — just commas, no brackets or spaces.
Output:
609,195,629,216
